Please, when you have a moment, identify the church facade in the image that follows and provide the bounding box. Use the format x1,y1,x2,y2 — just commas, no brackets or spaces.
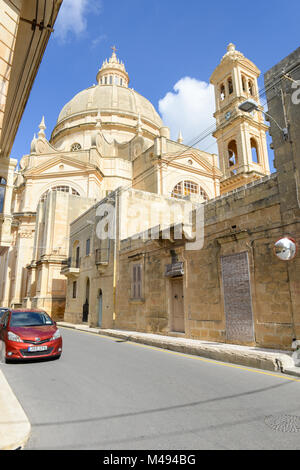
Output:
4,43,294,349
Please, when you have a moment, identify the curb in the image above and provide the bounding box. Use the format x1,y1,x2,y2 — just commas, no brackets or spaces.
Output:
0,369,31,450
58,322,298,376
283,367,300,378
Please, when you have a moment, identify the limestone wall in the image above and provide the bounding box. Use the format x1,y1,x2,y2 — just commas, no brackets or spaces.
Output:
264,46,300,341
116,173,299,349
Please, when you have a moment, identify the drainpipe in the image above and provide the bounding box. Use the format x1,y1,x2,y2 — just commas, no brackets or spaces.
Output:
112,190,119,327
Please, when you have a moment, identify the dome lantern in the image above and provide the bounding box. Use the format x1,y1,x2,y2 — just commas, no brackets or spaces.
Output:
51,49,163,146
96,46,130,88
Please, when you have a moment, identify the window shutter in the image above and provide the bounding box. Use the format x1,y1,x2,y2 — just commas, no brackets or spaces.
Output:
132,265,136,298
137,265,141,298
86,238,90,256
132,264,142,299
72,281,77,298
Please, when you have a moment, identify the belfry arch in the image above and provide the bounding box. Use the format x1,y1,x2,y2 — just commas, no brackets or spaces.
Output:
210,43,270,193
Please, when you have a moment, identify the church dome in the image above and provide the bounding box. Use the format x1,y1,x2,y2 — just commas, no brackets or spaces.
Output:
51,49,163,148
56,84,163,128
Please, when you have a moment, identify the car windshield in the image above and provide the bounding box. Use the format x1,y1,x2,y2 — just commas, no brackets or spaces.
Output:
0,309,7,320
10,312,53,327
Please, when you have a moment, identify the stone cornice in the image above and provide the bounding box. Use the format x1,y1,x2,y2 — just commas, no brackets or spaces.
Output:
0,1,62,159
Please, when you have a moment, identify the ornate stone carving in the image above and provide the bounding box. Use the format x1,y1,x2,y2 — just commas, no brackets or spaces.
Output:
19,230,33,239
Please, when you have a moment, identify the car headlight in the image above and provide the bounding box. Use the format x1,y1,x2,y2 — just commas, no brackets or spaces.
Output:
51,329,61,341
7,331,22,342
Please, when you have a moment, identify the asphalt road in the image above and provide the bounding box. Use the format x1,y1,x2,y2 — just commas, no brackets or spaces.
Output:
1,327,300,450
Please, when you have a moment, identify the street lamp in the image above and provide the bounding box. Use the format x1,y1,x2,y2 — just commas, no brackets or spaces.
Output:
238,99,289,140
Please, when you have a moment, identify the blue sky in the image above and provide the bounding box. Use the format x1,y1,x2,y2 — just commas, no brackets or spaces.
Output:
11,0,300,171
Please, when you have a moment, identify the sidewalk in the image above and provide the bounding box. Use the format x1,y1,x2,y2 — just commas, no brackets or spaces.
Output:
58,322,300,378
0,369,31,450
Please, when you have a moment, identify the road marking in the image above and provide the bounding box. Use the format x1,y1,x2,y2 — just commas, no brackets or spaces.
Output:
61,327,300,383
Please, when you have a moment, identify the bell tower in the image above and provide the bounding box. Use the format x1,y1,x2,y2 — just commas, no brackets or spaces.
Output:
210,43,270,194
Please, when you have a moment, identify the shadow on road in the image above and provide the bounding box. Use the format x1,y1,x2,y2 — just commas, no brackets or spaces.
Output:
7,378,292,429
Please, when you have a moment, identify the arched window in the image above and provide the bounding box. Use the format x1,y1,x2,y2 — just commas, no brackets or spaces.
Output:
70,143,82,152
72,241,80,268
39,186,80,203
248,79,254,96
82,278,90,322
228,77,233,94
171,180,208,201
0,177,6,213
76,245,80,268
220,84,226,101
250,137,260,163
228,140,238,168
241,75,246,92
52,185,80,195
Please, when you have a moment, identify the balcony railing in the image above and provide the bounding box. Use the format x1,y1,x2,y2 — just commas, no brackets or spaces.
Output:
61,256,81,277
95,239,110,265
62,256,81,268
95,247,109,265
165,262,184,277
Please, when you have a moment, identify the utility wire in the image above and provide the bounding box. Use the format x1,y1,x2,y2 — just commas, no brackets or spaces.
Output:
113,61,300,200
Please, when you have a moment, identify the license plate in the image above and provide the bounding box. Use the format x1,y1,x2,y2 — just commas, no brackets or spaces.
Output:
28,345,48,352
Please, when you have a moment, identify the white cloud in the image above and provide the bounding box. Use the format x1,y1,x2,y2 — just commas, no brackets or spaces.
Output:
158,77,218,154
55,0,101,42
91,34,107,49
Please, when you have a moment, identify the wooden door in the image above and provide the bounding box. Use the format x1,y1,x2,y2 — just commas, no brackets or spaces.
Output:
98,290,103,327
171,278,185,333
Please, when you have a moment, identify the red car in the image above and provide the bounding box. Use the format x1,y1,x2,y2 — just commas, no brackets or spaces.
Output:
0,309,62,362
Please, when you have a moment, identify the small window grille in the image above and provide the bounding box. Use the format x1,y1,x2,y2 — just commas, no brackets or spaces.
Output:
71,143,82,152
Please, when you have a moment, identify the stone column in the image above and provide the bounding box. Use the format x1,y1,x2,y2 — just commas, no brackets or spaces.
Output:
10,230,34,306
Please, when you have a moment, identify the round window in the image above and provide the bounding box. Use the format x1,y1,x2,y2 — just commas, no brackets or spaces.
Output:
71,143,82,152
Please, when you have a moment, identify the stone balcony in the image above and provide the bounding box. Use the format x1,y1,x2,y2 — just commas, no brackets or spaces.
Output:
61,257,80,278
